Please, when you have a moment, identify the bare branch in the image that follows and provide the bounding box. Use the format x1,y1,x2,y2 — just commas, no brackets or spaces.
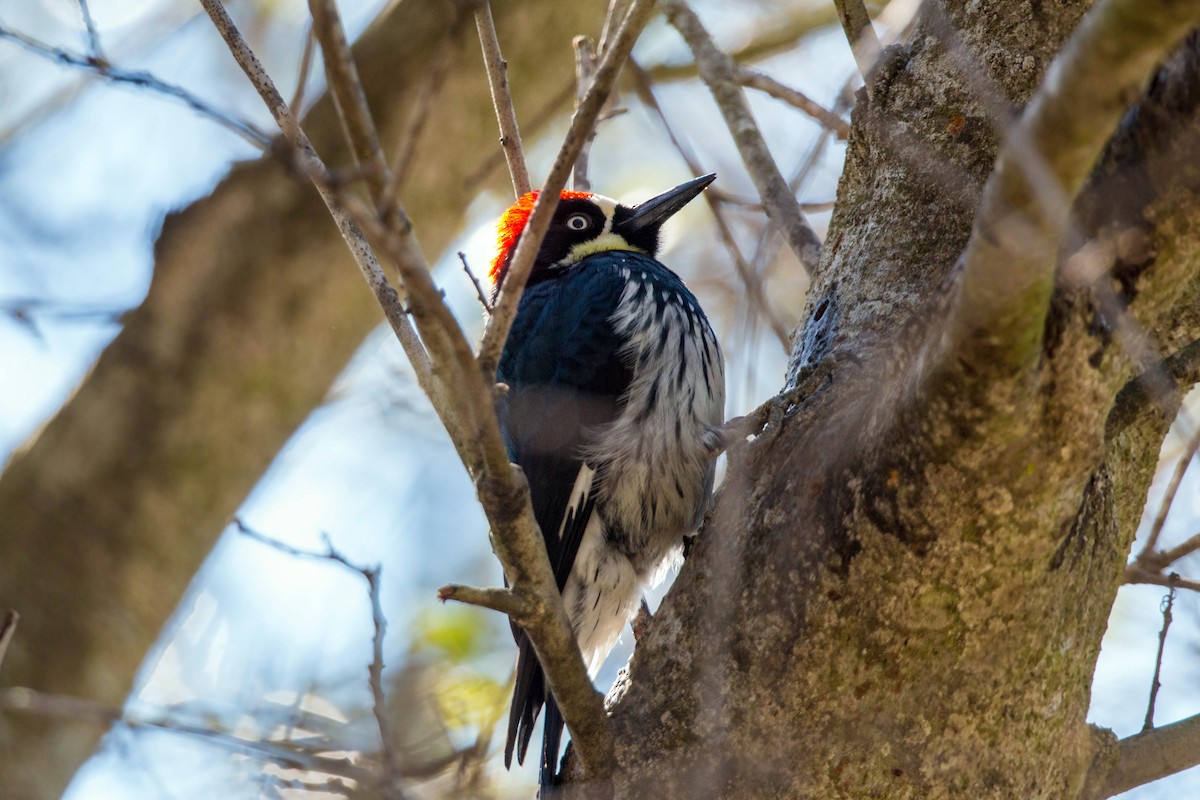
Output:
1134,424,1200,566
0,686,376,783
951,0,1200,373
0,24,271,147
384,32,457,205
308,0,394,207
478,0,657,379
458,252,493,314
1142,582,1177,731
1124,568,1200,595
235,521,400,790
475,1,531,196
1093,712,1200,798
833,0,882,81
572,35,599,192
661,0,823,274
76,0,104,59
735,66,850,139
196,0,450,450
437,584,530,619
0,611,17,671
626,59,791,351
289,24,317,119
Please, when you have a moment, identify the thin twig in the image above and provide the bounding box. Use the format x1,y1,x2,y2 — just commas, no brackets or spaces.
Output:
626,58,791,351
1138,424,1200,560
478,0,657,380
458,252,493,314
0,686,376,783
196,0,448,456
0,24,271,147
289,24,316,120
201,1,615,779
572,35,599,191
437,584,530,618
1124,568,1200,594
76,0,104,59
384,32,457,206
308,0,394,207
475,1,531,196
735,66,850,139
462,79,575,189
0,611,17,671
235,521,398,787
1142,579,1176,732
833,0,883,81
662,0,823,275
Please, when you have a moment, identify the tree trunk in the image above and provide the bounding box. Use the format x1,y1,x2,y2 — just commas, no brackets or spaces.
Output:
600,4,1200,799
0,1,601,796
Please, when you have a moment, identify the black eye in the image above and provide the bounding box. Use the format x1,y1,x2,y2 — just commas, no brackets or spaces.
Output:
565,214,590,231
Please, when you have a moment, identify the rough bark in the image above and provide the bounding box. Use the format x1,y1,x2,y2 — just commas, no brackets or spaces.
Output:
598,4,1200,800
0,1,601,796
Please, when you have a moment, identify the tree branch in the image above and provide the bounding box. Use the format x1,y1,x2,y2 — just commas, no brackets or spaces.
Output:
477,0,656,379
832,0,882,82
951,0,1200,373
0,23,271,147
234,521,399,789
200,1,617,778
661,0,823,275
437,584,531,619
1091,712,1200,798
1106,338,1200,439
735,66,850,139
0,611,17,672
475,1,531,196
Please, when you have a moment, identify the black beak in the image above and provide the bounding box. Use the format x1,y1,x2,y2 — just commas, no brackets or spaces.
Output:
617,173,715,235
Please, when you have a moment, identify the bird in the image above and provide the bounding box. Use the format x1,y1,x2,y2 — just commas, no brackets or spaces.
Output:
490,174,726,786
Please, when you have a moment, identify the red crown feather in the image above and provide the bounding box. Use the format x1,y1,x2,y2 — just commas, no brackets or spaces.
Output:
489,190,594,286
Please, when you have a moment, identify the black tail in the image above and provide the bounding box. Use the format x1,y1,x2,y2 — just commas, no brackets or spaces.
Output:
505,631,545,768
505,630,567,787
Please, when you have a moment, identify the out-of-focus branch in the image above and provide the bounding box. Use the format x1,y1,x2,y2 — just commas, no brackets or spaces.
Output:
476,1,531,196
662,0,823,275
477,0,656,379
0,611,17,671
0,24,271,147
627,59,791,351
1088,712,1200,798
951,0,1200,374
1130,424,1200,570
76,0,104,59
235,521,399,791
195,0,453,457
572,35,599,192
1107,339,1200,438
308,0,395,212
385,33,457,204
289,25,316,121
833,0,882,81
0,686,376,783
735,67,850,139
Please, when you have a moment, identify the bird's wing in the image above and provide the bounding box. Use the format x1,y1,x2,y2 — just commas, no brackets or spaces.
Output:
497,261,631,772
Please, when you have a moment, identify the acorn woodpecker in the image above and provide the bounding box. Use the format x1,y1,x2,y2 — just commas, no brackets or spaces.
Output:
491,174,725,785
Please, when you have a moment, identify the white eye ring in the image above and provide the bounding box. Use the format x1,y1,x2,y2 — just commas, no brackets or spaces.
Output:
565,213,590,231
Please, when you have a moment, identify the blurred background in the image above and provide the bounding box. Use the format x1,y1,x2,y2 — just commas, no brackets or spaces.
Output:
0,0,1196,797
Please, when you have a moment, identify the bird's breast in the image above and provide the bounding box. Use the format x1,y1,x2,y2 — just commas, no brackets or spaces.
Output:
588,260,726,575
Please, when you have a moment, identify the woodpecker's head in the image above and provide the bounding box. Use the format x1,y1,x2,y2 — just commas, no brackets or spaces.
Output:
489,173,715,293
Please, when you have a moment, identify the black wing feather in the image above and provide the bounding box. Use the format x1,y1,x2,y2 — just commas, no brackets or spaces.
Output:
496,257,633,781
